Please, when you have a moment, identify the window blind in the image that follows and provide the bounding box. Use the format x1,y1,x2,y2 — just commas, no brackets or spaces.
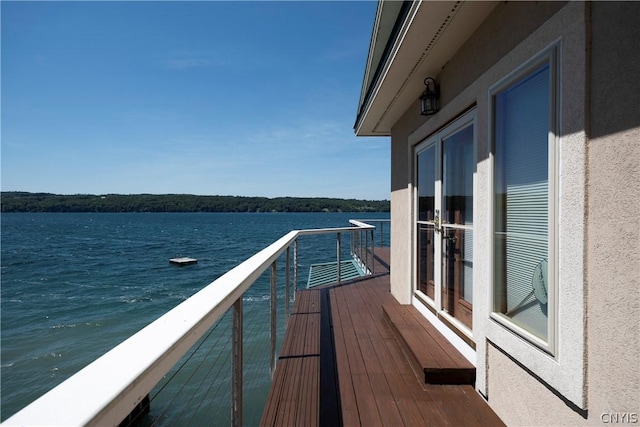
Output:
494,63,550,341
463,229,473,304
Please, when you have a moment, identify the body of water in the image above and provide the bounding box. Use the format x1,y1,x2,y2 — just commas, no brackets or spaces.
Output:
1,212,385,423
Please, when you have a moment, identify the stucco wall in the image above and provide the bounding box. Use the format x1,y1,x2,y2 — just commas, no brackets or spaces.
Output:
384,1,640,424
389,127,411,304
586,1,640,420
377,0,639,422
388,0,640,422
487,342,587,426
389,1,567,306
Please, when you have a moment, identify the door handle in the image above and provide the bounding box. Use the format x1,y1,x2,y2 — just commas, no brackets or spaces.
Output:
444,234,457,243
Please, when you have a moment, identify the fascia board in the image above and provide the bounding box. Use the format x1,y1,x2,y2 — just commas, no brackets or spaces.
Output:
356,1,499,137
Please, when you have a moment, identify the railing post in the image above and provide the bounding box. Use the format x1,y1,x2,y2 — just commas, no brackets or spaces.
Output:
285,246,290,317
232,298,243,427
371,229,375,274
365,228,369,274
337,232,341,283
360,230,364,268
293,238,298,297
270,261,277,378
361,229,364,261
350,228,355,257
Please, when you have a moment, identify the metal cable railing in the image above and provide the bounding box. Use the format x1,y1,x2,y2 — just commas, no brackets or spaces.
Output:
1,220,387,427
133,255,296,426
148,310,234,426
351,219,390,275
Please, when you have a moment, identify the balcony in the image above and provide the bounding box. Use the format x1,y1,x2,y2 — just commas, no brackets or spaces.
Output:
262,247,503,426
2,219,503,426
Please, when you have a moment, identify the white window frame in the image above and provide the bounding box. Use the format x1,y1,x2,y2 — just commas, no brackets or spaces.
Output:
484,31,588,410
488,44,559,355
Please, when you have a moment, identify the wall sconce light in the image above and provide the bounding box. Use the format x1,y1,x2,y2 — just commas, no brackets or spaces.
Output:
420,77,440,116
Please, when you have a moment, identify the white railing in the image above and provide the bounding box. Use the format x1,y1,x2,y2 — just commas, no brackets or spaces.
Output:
350,218,390,274
2,220,385,427
351,218,391,248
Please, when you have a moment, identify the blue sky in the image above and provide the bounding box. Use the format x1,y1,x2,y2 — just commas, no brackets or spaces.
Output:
1,1,389,200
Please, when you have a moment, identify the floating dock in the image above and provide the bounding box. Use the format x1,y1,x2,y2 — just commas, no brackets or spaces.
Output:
169,257,198,266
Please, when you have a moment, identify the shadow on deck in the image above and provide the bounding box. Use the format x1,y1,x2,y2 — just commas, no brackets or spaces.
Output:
261,248,504,426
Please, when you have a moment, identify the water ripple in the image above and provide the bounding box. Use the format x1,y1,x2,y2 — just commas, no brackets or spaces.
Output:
0,212,383,420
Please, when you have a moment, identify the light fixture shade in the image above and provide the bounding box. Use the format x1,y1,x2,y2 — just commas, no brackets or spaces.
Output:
420,77,440,116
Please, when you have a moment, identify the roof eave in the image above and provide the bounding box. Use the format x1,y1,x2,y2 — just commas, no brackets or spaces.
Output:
355,1,499,137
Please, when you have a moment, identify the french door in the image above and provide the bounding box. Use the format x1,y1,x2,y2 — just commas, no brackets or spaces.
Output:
416,112,474,330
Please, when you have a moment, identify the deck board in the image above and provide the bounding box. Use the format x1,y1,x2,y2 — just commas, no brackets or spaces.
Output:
261,247,504,427
262,288,322,427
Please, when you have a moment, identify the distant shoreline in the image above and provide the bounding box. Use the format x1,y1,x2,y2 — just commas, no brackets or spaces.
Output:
0,192,390,213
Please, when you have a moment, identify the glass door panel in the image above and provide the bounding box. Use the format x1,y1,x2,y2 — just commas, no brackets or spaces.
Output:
418,224,435,299
417,145,436,221
441,125,474,329
442,228,473,328
416,144,437,301
443,126,473,226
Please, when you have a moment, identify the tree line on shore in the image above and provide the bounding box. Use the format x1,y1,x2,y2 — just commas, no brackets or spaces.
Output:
0,192,390,213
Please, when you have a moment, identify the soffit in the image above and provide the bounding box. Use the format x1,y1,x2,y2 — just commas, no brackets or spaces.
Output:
358,1,406,109
355,1,499,137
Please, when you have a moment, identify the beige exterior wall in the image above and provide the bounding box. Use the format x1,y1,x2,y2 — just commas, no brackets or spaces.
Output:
387,1,639,425
487,342,587,426
586,1,640,420
390,0,566,306
389,116,416,304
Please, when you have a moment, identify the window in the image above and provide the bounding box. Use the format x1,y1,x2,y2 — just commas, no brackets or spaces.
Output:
491,49,557,350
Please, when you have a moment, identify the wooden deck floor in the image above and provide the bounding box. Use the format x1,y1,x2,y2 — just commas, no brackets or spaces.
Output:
262,248,504,427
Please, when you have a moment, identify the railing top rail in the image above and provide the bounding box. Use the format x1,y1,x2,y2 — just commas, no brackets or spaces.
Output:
350,218,391,224
2,220,381,427
297,223,374,236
